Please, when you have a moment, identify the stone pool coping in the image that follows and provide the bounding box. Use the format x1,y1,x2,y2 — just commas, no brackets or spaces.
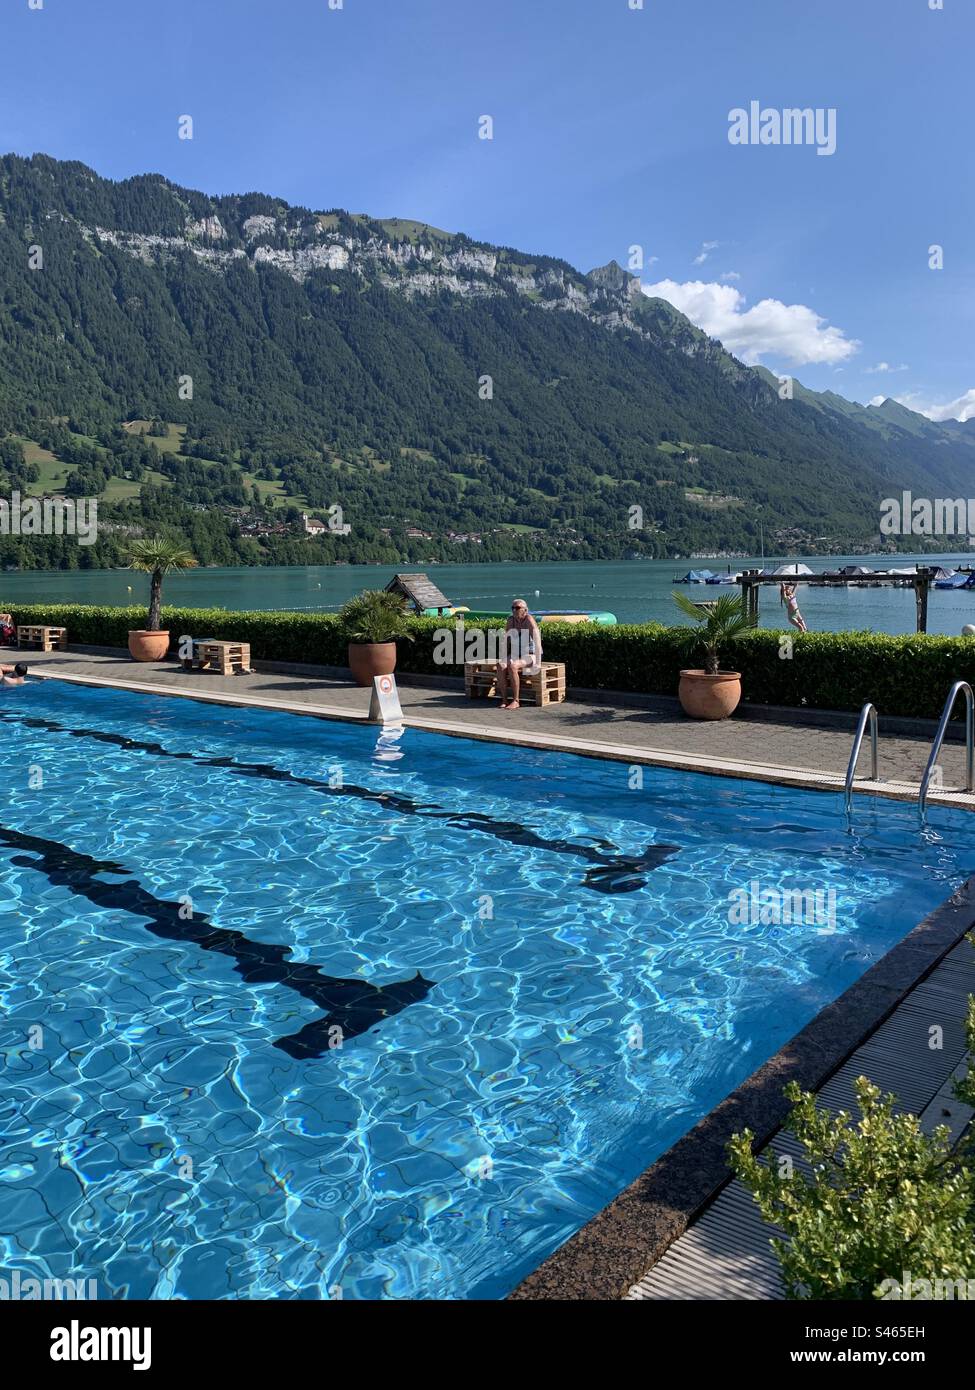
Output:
27,666,975,812
508,875,975,1301
32,642,975,742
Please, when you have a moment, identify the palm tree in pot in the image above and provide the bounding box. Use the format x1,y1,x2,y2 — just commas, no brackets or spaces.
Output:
339,589,414,686
672,590,755,719
126,538,198,662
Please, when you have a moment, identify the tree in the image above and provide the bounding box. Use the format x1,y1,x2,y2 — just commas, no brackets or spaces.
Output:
671,591,755,674
126,537,197,631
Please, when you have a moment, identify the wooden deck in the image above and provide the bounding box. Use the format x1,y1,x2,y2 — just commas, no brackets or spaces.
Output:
626,937,975,1300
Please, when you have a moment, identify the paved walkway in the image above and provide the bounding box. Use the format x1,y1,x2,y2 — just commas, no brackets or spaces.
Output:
19,647,975,809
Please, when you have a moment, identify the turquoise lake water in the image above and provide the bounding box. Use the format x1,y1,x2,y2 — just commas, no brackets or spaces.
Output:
0,680,970,1298
2,552,974,634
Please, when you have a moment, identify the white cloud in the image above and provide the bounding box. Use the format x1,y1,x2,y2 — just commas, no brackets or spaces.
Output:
908,389,975,423
641,278,859,367
866,361,909,374
927,389,975,423
719,270,740,281
868,389,975,422
692,240,720,266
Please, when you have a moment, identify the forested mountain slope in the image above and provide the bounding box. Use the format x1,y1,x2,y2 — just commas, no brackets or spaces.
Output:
0,153,969,567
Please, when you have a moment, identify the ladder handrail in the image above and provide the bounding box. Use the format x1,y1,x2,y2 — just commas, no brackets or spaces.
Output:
918,681,975,814
845,702,879,813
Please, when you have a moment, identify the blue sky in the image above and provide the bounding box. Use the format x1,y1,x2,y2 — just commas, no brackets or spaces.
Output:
2,0,972,418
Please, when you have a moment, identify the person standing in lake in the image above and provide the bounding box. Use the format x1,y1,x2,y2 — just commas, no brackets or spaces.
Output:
496,599,542,710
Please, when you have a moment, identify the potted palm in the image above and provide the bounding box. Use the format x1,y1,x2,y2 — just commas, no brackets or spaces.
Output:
672,590,755,719
126,537,198,662
338,589,414,686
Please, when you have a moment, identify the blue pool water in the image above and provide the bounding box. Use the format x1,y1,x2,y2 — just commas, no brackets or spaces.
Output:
0,679,971,1300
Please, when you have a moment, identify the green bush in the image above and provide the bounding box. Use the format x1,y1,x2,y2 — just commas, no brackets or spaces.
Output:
729,1076,975,1300
337,590,414,645
7,601,975,719
3,603,352,664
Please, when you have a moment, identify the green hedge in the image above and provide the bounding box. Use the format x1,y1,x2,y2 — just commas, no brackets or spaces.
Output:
5,603,351,662
8,602,975,720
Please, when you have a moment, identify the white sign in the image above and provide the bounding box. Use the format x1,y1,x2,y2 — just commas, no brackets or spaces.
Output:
369,673,403,724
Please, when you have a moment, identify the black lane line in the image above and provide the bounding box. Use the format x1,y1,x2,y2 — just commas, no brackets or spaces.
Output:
0,706,679,892
0,821,434,1059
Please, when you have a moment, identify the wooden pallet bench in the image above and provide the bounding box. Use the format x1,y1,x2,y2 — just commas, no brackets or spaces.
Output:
17,624,67,652
181,639,252,676
464,660,566,707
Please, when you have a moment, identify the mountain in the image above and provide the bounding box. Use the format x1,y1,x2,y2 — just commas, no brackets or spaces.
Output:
760,370,965,449
0,152,972,570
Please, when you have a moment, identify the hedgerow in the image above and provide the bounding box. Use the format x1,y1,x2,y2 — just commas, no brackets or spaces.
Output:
8,602,975,719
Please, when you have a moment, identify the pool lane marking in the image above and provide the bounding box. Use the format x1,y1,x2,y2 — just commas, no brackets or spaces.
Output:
0,701,679,893
29,669,975,811
0,819,435,1059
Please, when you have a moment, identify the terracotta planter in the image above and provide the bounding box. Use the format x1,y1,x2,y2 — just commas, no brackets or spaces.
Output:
678,669,742,720
348,641,397,687
128,629,170,662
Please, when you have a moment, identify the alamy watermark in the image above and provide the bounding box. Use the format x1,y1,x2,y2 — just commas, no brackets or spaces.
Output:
728,102,837,157
432,621,535,666
880,491,975,539
0,1269,97,1300
0,492,98,545
879,1270,975,1301
50,1319,151,1371
728,880,838,934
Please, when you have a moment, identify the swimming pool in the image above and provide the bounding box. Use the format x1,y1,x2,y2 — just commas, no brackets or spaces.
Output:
0,680,970,1300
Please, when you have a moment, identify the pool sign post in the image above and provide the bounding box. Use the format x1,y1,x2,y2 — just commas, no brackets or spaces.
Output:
369,673,403,725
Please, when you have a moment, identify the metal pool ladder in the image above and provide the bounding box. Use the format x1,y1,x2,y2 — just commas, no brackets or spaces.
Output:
844,703,879,813
918,681,975,816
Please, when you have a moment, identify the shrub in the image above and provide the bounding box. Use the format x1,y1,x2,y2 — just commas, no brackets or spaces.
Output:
728,1076,975,1300
337,590,414,645
3,603,351,665
6,601,975,719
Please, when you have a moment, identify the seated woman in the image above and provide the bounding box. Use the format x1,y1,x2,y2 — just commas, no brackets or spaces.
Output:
0,613,15,647
496,599,542,710
0,662,28,686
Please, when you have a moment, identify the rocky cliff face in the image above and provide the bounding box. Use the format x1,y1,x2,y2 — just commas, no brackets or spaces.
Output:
9,152,751,384
11,154,968,455
69,194,732,367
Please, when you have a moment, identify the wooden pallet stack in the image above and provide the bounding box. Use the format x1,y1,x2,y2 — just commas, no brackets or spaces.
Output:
464,660,567,707
182,639,252,676
16,624,68,652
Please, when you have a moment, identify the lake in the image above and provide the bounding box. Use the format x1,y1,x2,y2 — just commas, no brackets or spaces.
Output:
3,553,975,636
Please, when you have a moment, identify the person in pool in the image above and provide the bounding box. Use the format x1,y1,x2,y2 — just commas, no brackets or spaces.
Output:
0,662,28,686
495,599,542,710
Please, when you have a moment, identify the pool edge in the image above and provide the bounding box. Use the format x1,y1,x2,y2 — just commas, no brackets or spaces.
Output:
22,667,975,1299
29,668,975,812
507,874,975,1302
